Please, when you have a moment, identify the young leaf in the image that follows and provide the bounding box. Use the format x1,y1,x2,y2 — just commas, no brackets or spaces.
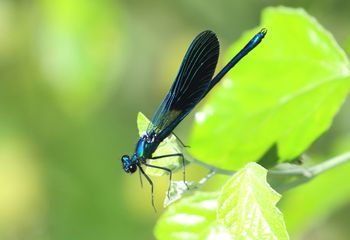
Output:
137,112,184,176
155,192,231,240
189,7,350,169
217,162,289,240
163,181,199,208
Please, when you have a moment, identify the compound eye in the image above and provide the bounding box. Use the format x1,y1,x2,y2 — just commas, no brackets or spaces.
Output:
128,164,137,174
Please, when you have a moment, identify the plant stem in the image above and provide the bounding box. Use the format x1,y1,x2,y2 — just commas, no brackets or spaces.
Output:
185,153,236,175
269,151,350,177
185,150,350,190
198,170,217,185
309,151,350,175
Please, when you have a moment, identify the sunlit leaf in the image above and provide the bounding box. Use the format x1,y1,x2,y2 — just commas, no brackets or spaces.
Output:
189,7,350,169
217,162,289,240
163,181,199,208
155,192,231,240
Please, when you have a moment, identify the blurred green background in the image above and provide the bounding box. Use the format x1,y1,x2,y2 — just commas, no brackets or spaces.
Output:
1,0,350,240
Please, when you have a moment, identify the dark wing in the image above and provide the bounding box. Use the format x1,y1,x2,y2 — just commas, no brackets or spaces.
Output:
146,30,219,141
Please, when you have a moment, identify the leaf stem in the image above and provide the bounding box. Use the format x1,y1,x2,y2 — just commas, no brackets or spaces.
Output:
185,150,350,191
198,170,217,185
183,153,236,175
309,151,350,175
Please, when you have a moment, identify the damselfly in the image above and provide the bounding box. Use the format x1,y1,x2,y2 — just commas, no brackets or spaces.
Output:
121,29,267,209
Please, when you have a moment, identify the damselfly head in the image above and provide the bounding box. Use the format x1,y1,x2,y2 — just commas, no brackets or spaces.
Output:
121,155,138,174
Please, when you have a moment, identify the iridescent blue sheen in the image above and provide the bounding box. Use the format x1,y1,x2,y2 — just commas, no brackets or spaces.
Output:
121,29,267,175
120,29,267,209
135,137,146,159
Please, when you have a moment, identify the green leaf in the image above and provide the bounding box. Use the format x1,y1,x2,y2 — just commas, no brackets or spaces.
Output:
155,192,231,240
189,7,350,169
137,112,184,176
217,162,289,240
163,181,199,208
